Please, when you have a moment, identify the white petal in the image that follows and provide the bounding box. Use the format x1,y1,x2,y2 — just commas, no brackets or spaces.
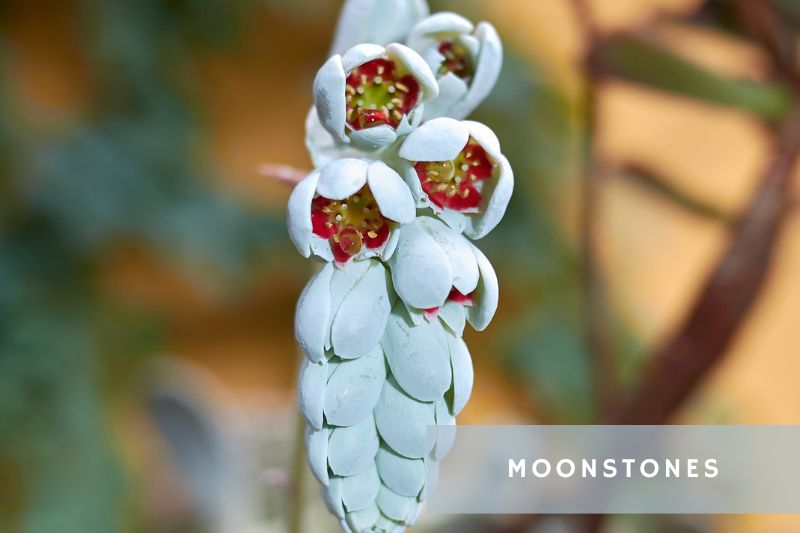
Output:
341,43,386,72
381,225,401,260
328,415,379,476
399,117,468,162
452,22,502,119
342,463,380,512
367,161,416,224
382,308,451,402
464,120,501,160
448,333,473,416
294,263,333,363
400,161,429,207
324,346,386,426
432,399,456,460
396,105,424,137
422,72,468,120
345,501,380,532
437,209,467,234
376,485,413,522
299,359,327,429
374,377,435,459
305,426,330,486
419,217,479,295
467,245,499,331
438,300,466,336
317,158,369,200
324,476,345,519
406,12,473,50
348,124,397,150
375,445,425,497
330,0,429,55
305,107,372,168
331,261,392,359
309,235,334,262
464,154,513,239
389,222,452,309
286,170,320,258
387,43,439,100
313,55,347,142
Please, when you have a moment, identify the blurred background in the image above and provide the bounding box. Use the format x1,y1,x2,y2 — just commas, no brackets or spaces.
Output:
2,0,800,531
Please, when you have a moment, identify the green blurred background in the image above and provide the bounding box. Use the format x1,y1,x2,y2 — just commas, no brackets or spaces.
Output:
2,0,800,531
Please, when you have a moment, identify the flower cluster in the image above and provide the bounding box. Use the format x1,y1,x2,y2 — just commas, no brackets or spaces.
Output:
288,2,512,531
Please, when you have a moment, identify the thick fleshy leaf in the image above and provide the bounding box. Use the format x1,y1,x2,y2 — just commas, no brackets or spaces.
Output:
374,377,435,458
299,359,327,429
438,300,466,336
325,346,386,426
374,514,404,533
345,501,381,532
328,415,379,476
464,153,513,239
287,171,320,258
390,222,452,310
399,117,468,162
375,445,426,497
419,217,479,295
331,261,392,359
330,0,429,56
367,161,416,224
305,426,330,486
447,333,473,416
313,55,347,142
387,43,438,100
376,485,413,522
421,458,439,500
382,308,451,402
317,158,369,200
324,476,345,519
295,263,333,363
467,244,499,331
342,462,380,512
432,399,455,460
405,502,422,526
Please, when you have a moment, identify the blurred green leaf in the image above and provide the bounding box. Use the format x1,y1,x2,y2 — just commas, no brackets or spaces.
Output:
596,35,792,120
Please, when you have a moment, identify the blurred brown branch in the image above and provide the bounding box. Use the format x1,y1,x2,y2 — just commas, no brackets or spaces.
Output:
258,163,307,186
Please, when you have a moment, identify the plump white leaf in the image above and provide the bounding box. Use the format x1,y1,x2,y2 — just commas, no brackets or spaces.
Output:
331,261,392,359
374,377,435,458
447,333,473,416
295,263,333,363
438,300,466,336
375,445,425,497
325,346,386,426
432,399,455,460
467,244,499,331
298,359,327,429
328,415,379,476
313,55,347,142
305,426,330,486
287,170,320,258
376,485,413,522
317,158,369,200
342,462,380,512
420,457,439,500
324,476,345,519
399,117,468,162
345,501,381,532
374,513,404,533
382,308,451,402
389,222,452,310
367,161,416,224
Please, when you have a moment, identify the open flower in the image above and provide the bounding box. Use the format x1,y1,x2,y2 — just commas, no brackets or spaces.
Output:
314,43,438,150
388,216,498,333
398,117,513,239
407,12,502,119
288,158,416,265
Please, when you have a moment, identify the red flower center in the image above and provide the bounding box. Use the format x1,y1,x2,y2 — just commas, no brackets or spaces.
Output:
437,40,472,80
345,58,421,131
310,186,391,263
413,138,494,211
